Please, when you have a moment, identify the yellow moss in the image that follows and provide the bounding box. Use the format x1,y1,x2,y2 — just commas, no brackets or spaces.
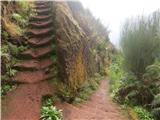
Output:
68,50,87,90
2,18,22,38
127,107,139,120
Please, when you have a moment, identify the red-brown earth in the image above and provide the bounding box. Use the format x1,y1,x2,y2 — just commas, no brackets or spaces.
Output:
56,80,129,120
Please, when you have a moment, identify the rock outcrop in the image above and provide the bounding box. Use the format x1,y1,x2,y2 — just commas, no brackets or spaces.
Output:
53,2,110,88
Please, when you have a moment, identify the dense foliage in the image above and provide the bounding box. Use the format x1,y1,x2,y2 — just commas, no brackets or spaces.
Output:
109,10,160,120
120,11,160,78
108,54,126,97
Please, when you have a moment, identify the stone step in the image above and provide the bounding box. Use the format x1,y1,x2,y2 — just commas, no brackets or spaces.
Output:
36,8,52,15
29,19,53,28
35,1,50,5
33,4,49,10
27,36,53,46
30,14,52,21
13,70,53,83
28,27,53,36
14,59,54,70
21,46,52,58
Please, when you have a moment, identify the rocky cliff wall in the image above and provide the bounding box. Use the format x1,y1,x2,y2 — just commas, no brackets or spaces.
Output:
53,1,110,88
53,2,88,88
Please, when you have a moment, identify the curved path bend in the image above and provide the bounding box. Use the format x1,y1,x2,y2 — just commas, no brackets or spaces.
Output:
56,80,129,120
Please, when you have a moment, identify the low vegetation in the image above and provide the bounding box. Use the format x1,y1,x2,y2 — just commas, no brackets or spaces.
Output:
1,84,17,98
109,10,160,120
1,1,33,96
41,97,63,120
133,106,154,120
55,73,104,103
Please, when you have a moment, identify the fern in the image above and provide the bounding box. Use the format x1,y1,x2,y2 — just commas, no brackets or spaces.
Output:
152,108,160,120
151,94,160,119
143,60,160,83
12,13,27,27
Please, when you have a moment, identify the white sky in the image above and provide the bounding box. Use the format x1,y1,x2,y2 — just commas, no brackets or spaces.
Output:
79,0,160,47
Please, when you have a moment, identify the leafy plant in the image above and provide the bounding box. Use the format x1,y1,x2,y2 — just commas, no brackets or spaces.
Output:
40,98,62,120
109,10,160,120
1,42,26,82
1,84,16,96
8,42,27,56
74,76,102,103
143,60,160,88
7,69,17,77
12,13,27,27
56,82,78,103
41,106,62,120
2,31,9,40
151,94,160,120
108,54,126,97
17,1,34,22
56,73,103,103
1,43,19,80
18,1,31,15
134,106,154,120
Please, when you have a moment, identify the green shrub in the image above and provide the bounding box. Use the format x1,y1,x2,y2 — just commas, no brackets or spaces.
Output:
12,13,28,27
116,60,160,106
17,1,33,20
134,106,154,120
56,73,103,103
1,84,16,96
143,60,160,88
1,42,27,81
114,10,160,119
1,43,19,80
8,42,27,56
41,106,62,120
108,54,126,97
151,94,160,120
2,31,9,40
56,82,77,103
74,76,101,103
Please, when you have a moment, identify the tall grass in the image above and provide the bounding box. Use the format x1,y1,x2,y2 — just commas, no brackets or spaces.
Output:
118,10,160,120
120,10,160,78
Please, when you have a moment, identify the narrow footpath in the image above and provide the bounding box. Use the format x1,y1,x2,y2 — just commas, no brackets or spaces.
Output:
2,2,55,120
56,80,129,120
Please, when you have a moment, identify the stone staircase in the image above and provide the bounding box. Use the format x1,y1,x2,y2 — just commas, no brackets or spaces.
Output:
2,2,55,120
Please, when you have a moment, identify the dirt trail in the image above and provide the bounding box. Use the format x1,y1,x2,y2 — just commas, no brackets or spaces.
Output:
56,80,129,120
2,2,55,120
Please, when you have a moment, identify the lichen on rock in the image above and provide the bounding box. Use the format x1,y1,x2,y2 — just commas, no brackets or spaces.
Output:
53,1,112,89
